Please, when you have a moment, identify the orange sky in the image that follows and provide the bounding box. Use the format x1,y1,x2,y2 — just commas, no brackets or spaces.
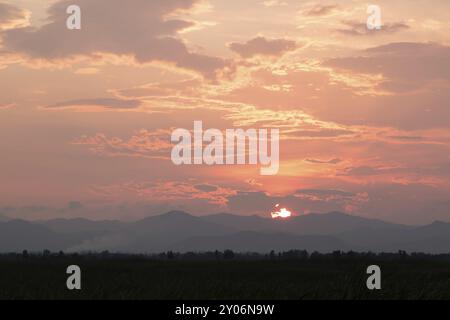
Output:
0,0,449,224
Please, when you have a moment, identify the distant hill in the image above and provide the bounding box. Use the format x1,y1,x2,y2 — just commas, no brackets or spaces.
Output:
337,220,450,253
38,218,124,234
67,211,236,253
202,213,272,231
1,211,449,253
132,211,236,236
122,210,237,252
0,220,78,252
277,211,408,235
203,211,407,235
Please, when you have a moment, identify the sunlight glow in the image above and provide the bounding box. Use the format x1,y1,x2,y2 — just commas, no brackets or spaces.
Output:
271,204,292,219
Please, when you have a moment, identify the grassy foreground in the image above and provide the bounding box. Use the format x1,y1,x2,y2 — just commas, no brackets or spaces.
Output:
0,253,449,300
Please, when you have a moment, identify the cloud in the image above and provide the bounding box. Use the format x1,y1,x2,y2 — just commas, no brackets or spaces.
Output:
226,189,368,215
339,166,384,176
115,78,202,99
72,129,172,159
336,21,409,36
0,2,30,30
0,205,51,219
326,42,450,93
300,4,339,17
229,36,298,58
386,135,423,142
194,184,218,192
338,165,409,177
113,76,354,141
1,0,229,78
67,201,83,210
0,103,14,109
295,189,355,200
287,129,355,139
305,158,342,165
261,0,287,7
91,180,237,206
43,98,141,110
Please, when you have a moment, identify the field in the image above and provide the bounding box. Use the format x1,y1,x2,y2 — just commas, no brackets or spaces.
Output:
0,253,449,300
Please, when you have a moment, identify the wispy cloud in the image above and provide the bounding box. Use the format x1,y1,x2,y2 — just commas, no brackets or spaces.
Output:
72,129,173,159
43,98,142,111
299,4,339,17
0,2,30,30
229,37,299,58
305,158,342,165
336,21,410,36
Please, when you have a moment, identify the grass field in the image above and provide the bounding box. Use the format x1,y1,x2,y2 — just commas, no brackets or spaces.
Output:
0,254,449,300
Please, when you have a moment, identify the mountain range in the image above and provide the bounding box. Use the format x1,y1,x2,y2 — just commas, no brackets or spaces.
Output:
0,211,449,253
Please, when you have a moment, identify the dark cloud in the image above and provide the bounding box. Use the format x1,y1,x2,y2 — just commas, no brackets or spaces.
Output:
0,2,28,29
226,190,366,215
302,4,339,17
326,42,450,92
67,201,83,210
2,0,229,78
305,158,342,164
289,129,355,138
194,184,218,192
338,166,416,177
0,205,49,217
323,42,450,130
295,189,354,197
386,135,423,141
44,98,141,110
72,129,172,159
336,21,409,36
229,36,298,58
339,166,384,176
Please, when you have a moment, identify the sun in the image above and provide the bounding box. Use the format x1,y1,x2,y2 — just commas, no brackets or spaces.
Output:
271,204,292,219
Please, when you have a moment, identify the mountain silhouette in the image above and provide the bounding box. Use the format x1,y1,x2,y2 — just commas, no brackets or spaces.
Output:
0,219,79,252
204,211,406,235
203,213,273,231
39,217,123,234
0,211,449,253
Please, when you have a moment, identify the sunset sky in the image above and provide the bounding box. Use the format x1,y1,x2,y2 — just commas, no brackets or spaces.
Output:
1,0,449,224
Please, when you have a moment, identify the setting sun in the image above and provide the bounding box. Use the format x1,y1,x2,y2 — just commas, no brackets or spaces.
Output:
271,204,292,219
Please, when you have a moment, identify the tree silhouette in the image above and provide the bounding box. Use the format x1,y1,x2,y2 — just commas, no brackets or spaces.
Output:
223,249,235,260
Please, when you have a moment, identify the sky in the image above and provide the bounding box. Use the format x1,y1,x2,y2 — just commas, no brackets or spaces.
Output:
0,0,449,224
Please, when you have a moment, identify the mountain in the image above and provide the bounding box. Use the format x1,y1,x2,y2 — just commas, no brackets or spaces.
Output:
0,220,78,252
170,231,351,253
0,211,449,253
202,211,407,235
38,218,124,234
336,220,450,253
411,220,450,239
202,213,273,231
390,221,450,253
120,210,237,252
66,211,237,253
